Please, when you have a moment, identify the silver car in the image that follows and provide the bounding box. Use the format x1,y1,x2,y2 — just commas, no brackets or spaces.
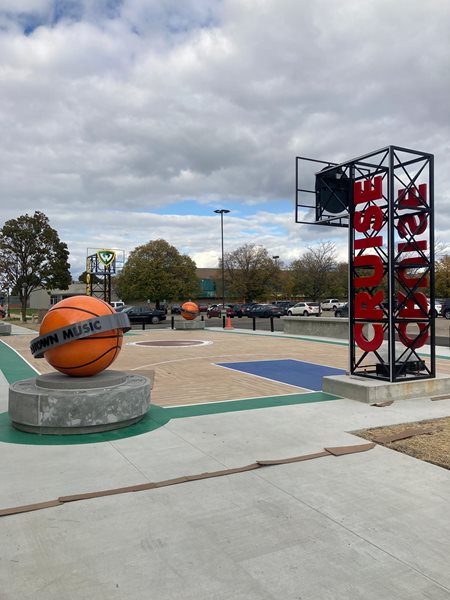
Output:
287,302,320,316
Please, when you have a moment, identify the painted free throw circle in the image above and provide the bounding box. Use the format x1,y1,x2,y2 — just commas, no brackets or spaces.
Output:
129,340,212,348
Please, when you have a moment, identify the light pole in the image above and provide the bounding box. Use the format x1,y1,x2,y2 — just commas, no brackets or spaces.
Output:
214,209,230,310
272,255,280,301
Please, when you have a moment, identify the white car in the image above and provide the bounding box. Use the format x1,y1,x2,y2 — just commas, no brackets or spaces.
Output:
433,299,443,317
287,302,320,316
321,298,346,310
412,298,442,317
110,301,125,310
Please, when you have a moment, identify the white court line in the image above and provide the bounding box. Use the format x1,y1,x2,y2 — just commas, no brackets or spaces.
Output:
126,340,212,348
163,390,315,408
127,353,283,369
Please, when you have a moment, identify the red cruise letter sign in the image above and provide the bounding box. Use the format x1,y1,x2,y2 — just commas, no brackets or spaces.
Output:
352,175,384,353
331,146,434,382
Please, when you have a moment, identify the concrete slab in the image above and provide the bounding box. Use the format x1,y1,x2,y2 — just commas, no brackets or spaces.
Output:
324,372,450,403
159,395,450,467
257,445,450,591
0,323,12,335
2,401,450,599
284,314,351,338
8,323,35,335
174,319,206,330
2,331,450,598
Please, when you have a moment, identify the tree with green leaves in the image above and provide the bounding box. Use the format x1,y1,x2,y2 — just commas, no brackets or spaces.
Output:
290,241,341,301
0,211,71,321
223,244,279,302
114,239,198,307
331,261,349,298
78,271,101,285
435,255,450,298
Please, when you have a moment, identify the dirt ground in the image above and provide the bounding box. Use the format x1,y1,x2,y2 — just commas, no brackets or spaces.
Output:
355,415,450,470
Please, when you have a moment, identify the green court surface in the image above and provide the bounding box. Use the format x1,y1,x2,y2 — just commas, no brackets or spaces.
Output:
0,339,38,383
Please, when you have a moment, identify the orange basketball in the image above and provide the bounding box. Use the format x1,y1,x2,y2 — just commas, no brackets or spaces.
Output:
180,301,199,320
39,296,124,377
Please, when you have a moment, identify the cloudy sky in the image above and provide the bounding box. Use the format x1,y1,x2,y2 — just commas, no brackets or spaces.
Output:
1,0,449,276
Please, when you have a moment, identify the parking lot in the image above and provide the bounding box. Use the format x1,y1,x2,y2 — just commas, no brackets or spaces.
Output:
135,311,450,347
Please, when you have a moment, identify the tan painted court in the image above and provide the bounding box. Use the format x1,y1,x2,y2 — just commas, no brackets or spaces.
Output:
5,325,450,406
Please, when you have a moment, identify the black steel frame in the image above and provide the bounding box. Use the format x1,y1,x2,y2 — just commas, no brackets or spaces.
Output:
296,156,349,228
296,145,435,382
86,252,116,304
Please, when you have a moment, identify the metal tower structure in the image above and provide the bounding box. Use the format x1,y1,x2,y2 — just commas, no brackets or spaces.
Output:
296,145,434,382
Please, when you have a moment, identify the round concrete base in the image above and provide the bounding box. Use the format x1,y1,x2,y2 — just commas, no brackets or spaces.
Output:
8,370,151,435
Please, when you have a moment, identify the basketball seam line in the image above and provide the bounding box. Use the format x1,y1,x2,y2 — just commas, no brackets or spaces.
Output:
51,346,121,370
48,305,114,317
62,335,121,341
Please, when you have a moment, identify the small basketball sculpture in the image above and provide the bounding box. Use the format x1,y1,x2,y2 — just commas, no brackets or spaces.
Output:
180,301,200,321
31,296,130,377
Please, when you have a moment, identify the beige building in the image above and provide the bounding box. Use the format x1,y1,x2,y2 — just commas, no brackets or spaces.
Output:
29,283,88,310
29,269,222,310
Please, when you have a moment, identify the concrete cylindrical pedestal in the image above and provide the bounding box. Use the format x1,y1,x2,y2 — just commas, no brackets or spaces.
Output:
8,370,151,434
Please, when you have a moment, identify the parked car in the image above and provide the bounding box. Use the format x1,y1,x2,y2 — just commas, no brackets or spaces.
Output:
207,305,234,318
227,304,244,317
335,301,398,318
440,299,450,319
114,304,129,312
241,303,259,316
247,304,284,318
206,304,244,318
171,304,182,314
287,302,320,316
334,303,349,318
408,297,442,317
121,306,167,324
198,304,209,312
0,305,5,319
321,298,346,310
334,298,443,319
417,299,442,318
271,301,295,315
110,301,125,310
431,298,443,317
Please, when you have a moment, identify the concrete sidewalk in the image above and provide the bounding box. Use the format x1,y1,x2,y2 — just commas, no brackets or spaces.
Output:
4,323,36,335
1,334,450,598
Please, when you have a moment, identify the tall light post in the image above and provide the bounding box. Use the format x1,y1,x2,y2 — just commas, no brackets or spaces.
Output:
214,209,230,310
272,255,280,301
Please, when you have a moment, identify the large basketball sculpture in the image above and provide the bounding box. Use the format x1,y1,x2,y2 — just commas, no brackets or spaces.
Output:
35,296,127,376
9,296,152,434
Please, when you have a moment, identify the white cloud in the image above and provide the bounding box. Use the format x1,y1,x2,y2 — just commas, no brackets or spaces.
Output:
0,0,449,276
